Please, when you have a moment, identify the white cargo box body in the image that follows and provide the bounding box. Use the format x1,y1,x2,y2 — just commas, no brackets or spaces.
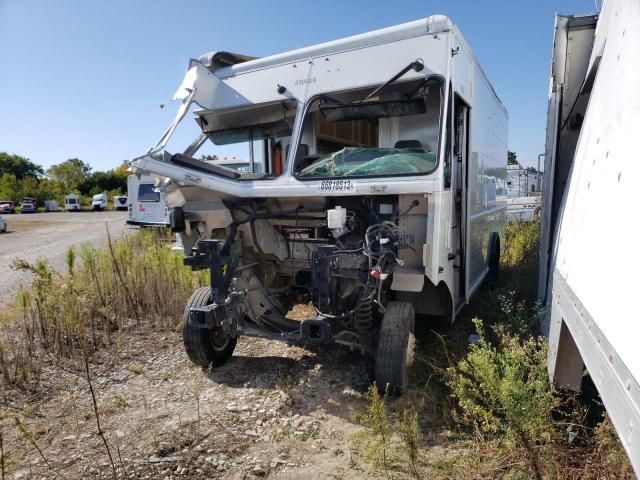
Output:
44,200,59,212
541,0,640,473
134,15,507,308
126,174,169,226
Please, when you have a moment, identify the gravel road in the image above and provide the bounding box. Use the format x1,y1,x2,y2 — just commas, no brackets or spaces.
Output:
0,211,130,305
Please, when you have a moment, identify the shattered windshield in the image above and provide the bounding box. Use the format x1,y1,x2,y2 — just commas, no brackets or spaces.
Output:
295,77,442,179
299,147,436,177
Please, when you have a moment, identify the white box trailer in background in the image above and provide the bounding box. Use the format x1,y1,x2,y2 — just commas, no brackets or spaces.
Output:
126,174,169,226
131,16,507,394
540,1,640,473
44,200,59,212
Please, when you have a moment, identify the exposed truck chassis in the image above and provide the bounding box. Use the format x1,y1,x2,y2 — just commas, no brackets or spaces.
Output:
175,195,417,394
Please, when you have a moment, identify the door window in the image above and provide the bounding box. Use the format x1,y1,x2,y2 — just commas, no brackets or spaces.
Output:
138,184,160,202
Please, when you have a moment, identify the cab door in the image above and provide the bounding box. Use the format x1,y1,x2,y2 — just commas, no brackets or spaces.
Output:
451,96,469,310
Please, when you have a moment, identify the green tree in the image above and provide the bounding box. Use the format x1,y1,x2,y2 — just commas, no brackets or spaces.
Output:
114,160,131,177
0,152,44,179
20,176,39,198
0,173,21,202
46,158,92,193
79,169,128,196
508,151,518,166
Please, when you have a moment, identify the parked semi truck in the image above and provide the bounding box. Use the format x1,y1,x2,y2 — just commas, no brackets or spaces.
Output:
540,0,639,473
132,16,508,394
91,192,108,211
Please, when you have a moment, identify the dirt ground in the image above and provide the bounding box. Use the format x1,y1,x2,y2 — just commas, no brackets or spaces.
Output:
0,213,390,479
4,329,387,480
0,211,129,304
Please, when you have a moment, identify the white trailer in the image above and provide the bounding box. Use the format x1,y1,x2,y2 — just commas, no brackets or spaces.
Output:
126,173,169,226
506,196,541,222
132,16,507,394
507,164,542,197
44,199,60,212
540,1,639,473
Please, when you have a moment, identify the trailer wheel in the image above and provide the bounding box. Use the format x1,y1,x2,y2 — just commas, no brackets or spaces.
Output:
487,232,500,286
182,287,237,368
374,301,415,396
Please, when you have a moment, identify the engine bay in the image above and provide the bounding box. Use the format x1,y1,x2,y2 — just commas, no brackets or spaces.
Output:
175,194,422,352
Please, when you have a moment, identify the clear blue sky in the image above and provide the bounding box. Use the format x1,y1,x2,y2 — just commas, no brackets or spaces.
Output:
0,0,596,171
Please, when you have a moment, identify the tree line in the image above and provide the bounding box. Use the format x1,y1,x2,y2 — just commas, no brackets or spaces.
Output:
0,152,128,205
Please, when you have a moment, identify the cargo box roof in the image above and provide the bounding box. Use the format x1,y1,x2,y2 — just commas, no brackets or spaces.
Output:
201,15,454,78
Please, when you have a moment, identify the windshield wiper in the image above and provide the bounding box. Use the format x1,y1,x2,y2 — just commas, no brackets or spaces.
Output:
360,59,424,102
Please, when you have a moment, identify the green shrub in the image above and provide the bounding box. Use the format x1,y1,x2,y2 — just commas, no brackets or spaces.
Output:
502,219,540,268
352,385,423,478
1,229,205,389
501,219,540,302
447,318,556,477
352,385,394,471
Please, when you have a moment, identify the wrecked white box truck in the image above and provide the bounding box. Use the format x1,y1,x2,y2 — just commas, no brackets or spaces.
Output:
132,16,507,394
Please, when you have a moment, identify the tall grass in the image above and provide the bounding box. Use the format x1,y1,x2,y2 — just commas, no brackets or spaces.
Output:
0,229,205,389
354,220,633,478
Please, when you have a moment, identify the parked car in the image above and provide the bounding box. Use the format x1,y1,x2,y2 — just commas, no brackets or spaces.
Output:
65,194,81,211
20,199,36,213
0,215,6,232
91,193,108,211
0,201,15,214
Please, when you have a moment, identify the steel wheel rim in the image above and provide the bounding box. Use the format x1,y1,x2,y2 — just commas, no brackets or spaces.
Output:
210,330,230,351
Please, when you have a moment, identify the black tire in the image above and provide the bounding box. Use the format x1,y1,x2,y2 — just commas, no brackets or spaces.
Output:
487,232,500,286
374,301,415,396
183,287,237,368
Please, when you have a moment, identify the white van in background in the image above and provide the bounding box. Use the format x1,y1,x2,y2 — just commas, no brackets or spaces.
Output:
65,194,81,211
126,174,169,226
91,193,108,211
113,194,128,211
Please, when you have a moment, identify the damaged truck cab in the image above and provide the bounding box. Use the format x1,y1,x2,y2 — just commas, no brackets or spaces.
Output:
132,15,507,395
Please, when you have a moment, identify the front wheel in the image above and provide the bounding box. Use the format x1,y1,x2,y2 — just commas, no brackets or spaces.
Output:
183,287,237,368
374,301,415,396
